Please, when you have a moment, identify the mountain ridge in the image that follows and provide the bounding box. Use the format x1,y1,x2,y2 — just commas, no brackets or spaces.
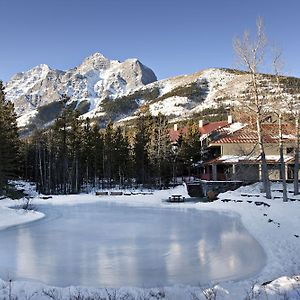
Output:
5,52,157,128
4,53,300,132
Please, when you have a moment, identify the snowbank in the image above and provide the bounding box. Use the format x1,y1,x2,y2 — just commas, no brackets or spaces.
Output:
0,181,44,230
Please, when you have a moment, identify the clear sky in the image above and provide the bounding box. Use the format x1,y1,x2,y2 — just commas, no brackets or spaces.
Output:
0,0,299,82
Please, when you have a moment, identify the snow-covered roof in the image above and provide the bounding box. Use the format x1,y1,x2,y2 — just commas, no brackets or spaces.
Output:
206,155,294,165
211,123,296,145
169,120,232,142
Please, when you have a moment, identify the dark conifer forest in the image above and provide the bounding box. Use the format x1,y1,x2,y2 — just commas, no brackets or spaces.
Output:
0,86,203,195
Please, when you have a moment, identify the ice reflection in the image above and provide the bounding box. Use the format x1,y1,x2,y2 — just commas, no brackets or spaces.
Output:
197,239,206,265
16,228,38,279
0,203,266,287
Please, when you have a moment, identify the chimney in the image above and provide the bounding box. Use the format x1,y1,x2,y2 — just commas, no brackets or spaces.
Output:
228,115,233,124
199,120,204,128
174,123,178,131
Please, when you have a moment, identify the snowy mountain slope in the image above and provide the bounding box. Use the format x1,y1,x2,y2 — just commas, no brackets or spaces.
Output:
111,68,300,122
5,52,157,128
115,68,300,123
5,55,300,131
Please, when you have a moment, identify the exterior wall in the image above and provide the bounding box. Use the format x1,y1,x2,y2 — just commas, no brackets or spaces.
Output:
221,143,257,156
287,164,300,180
214,163,281,182
268,165,281,180
186,180,243,198
220,143,295,157
234,164,260,182
207,141,299,182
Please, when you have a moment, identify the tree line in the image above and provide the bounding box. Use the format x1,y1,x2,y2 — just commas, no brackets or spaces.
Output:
19,103,203,194
0,82,204,195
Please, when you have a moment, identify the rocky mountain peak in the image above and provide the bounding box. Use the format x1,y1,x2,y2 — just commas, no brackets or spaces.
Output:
5,62,300,135
9,63,51,83
76,52,111,74
5,52,158,129
34,63,51,72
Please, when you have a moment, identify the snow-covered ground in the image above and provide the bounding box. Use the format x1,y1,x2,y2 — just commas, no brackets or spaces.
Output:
0,182,43,231
0,181,299,299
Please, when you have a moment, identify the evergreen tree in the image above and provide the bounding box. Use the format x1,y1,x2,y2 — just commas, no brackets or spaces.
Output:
104,122,115,187
179,122,202,178
171,130,184,185
148,113,172,187
67,110,83,193
133,113,152,185
113,126,131,186
82,118,95,189
91,124,105,188
0,81,20,194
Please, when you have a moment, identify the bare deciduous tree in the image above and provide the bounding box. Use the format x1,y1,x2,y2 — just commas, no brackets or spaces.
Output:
233,17,271,199
272,48,288,201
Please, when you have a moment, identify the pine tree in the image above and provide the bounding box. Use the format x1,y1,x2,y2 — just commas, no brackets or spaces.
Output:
91,124,104,188
179,122,202,178
148,113,172,187
82,118,94,189
104,122,115,187
133,114,152,185
50,102,75,194
113,126,131,187
68,110,83,193
0,81,20,194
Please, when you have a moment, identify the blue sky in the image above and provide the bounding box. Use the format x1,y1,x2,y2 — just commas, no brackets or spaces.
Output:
0,0,299,82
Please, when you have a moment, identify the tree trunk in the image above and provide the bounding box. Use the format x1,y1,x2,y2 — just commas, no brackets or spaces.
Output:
75,157,79,193
279,114,288,202
294,113,299,195
38,142,44,193
256,112,271,199
48,146,51,194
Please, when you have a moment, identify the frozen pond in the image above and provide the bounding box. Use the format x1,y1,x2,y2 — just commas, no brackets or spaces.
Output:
0,202,266,287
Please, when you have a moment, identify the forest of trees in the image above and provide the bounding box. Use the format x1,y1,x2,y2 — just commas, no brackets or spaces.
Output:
21,112,204,194
0,94,200,195
0,81,205,196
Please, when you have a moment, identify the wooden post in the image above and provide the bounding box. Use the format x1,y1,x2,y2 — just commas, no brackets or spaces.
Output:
212,165,217,181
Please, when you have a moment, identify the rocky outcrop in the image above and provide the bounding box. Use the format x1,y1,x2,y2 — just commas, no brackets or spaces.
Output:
5,52,157,127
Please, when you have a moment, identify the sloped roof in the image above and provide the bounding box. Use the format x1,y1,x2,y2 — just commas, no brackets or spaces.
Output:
199,121,229,135
169,120,229,142
211,123,296,145
206,155,295,165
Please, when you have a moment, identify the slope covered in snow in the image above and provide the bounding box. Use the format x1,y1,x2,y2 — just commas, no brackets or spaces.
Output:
5,58,300,131
117,68,300,123
5,52,157,129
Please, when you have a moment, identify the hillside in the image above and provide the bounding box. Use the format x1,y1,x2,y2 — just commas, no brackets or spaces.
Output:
5,52,157,131
5,53,300,132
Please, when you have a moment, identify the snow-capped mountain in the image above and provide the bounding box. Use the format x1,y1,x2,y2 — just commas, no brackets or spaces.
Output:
5,52,157,128
5,53,300,132
114,68,300,124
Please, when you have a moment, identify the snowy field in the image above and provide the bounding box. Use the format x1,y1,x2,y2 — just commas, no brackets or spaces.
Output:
0,181,299,299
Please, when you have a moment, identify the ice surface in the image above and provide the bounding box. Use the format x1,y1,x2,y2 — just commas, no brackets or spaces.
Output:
0,202,265,288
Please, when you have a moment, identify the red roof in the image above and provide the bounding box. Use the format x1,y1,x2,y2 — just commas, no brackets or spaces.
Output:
211,124,296,145
199,121,229,135
169,120,229,142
